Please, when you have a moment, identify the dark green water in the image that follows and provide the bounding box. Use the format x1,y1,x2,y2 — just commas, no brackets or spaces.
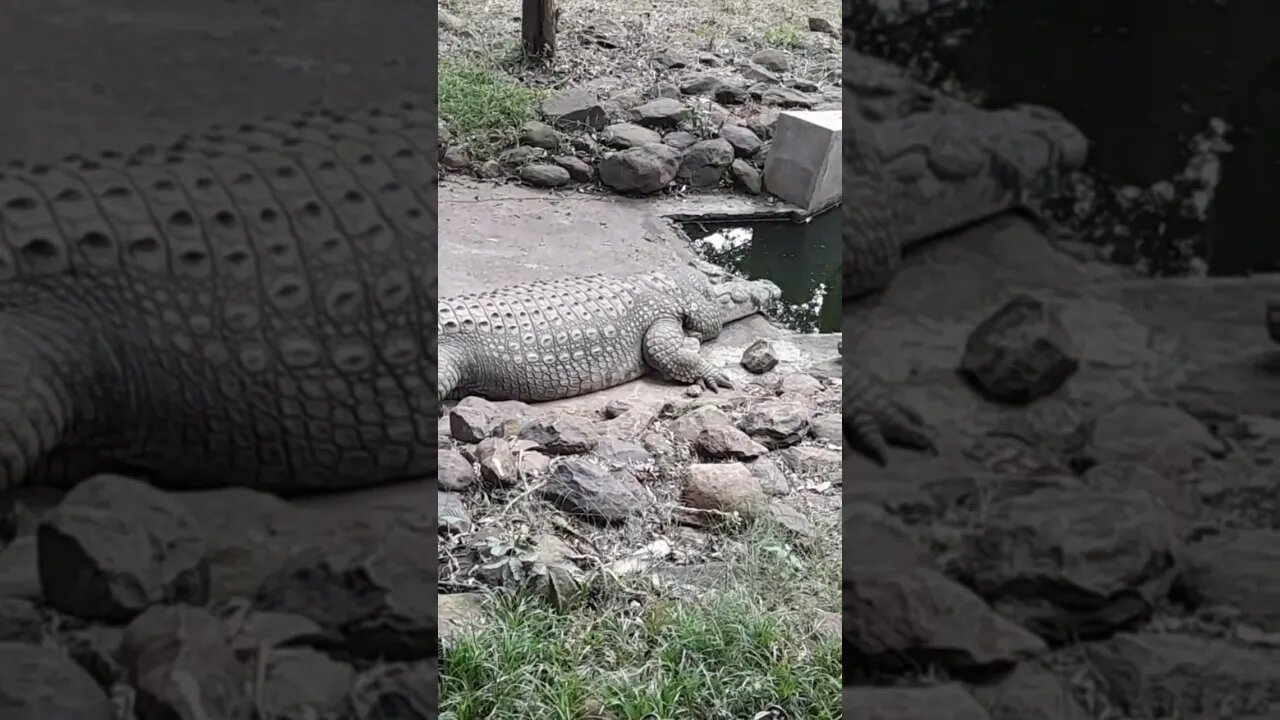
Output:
683,209,841,334
854,0,1280,274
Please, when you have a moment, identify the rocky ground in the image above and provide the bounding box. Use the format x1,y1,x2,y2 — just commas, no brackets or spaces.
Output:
437,0,841,199
843,217,1280,719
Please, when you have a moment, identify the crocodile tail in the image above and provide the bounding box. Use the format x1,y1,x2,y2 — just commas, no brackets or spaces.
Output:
0,305,95,489
436,342,465,405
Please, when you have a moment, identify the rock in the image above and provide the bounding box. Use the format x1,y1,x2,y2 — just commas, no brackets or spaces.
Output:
439,449,475,492
746,457,791,496
653,48,695,69
959,294,1080,404
844,684,993,720
767,500,816,538
956,488,1183,643
761,86,817,108
256,526,432,661
738,400,810,449
677,138,734,187
751,48,791,73
698,52,725,66
498,145,548,166
518,120,562,150
1087,403,1223,476
260,648,355,719
694,426,767,460
788,77,820,92
729,158,762,194
720,125,763,157
846,564,1046,678
630,98,689,128
0,642,115,719
546,158,588,184
844,503,926,569
602,122,663,149
603,400,631,419
518,163,571,188
476,437,520,487
683,463,769,519
441,146,470,171
350,661,437,720
62,625,125,688
739,63,782,85
599,143,683,194
713,84,750,105
438,593,486,649
0,598,41,643
38,474,208,623
679,74,724,96
741,339,779,373
519,415,599,455
1183,529,1280,632
662,131,699,151
541,89,609,130
808,17,837,34
671,404,735,443
779,372,823,396
540,458,651,523
1087,633,1280,717
776,446,842,480
122,605,251,720
476,159,504,178
969,663,1092,720
591,437,655,466
652,82,681,99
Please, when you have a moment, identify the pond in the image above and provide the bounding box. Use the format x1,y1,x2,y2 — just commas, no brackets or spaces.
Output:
682,208,841,335
854,0,1280,275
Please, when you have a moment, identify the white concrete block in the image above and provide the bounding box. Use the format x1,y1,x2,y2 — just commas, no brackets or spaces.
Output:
762,110,841,215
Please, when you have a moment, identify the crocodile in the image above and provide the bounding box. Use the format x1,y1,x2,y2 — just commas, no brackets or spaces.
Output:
841,47,1090,460
0,96,435,494
436,263,781,403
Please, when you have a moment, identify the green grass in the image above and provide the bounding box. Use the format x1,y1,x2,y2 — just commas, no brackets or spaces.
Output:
438,59,548,161
439,524,841,720
762,24,805,49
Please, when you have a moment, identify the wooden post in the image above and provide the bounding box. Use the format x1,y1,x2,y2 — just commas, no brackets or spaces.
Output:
522,0,557,58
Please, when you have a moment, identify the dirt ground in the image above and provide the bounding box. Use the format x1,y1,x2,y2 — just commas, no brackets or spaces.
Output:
0,0,430,162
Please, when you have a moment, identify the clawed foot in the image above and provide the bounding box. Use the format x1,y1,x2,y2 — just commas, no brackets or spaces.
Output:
695,368,734,392
844,367,937,465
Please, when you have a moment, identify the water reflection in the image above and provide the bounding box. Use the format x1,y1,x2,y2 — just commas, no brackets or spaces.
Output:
684,209,841,334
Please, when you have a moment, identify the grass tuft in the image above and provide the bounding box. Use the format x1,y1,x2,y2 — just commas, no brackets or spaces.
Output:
438,59,548,162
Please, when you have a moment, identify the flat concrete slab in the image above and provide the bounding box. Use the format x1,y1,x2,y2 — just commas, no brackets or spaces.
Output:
762,110,842,215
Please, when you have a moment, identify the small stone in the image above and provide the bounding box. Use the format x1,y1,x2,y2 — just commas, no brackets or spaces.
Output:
761,86,817,108
959,293,1079,405
592,437,655,466
683,463,769,519
739,63,782,85
779,372,823,396
122,605,252,719
694,426,768,461
450,397,500,442
663,131,699,151
0,598,42,643
553,155,594,182
751,49,791,72
740,339,779,373
602,122,663,149
540,459,650,523
441,146,470,170
730,159,762,194
788,78,820,93
519,415,600,455
652,82,681,99
677,138,734,187
738,400,811,449
476,159,504,178
603,400,631,419
0,642,115,719
518,163,571,188
720,125,763,157
808,17,836,34
541,89,609,130
518,120,562,150
698,52,725,66
680,74,724,96
599,143,683,194
438,449,475,492
498,145,548,166
438,492,471,534
713,84,750,105
351,662,437,720
476,438,520,487
631,98,689,128
747,110,780,139
653,48,695,69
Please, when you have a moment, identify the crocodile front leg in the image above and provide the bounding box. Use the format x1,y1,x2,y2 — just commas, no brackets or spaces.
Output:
643,318,733,391
843,360,936,465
